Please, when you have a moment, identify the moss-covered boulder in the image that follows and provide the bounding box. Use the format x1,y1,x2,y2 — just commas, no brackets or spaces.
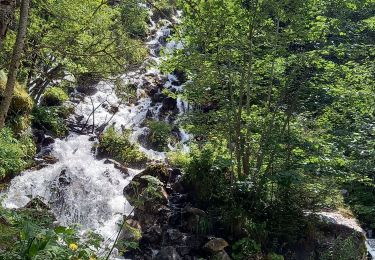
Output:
123,163,170,213
0,80,33,116
40,87,69,106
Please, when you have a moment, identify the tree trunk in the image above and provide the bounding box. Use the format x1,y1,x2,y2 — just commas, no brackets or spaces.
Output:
0,0,30,129
0,0,16,50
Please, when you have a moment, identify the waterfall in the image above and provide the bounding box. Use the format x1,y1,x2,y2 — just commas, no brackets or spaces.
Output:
1,8,188,246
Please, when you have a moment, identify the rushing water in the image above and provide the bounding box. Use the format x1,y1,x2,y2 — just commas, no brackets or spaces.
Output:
1,9,188,246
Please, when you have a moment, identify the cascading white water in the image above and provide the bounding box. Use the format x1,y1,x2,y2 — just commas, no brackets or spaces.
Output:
3,135,139,240
1,8,189,245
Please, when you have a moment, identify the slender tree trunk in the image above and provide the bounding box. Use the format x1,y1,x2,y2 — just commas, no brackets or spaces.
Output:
0,0,30,129
0,0,16,50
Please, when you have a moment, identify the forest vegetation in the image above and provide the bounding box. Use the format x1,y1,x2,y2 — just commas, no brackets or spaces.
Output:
0,0,374,259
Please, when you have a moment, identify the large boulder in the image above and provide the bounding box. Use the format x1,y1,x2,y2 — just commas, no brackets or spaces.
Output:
290,211,367,260
203,238,229,253
123,163,170,212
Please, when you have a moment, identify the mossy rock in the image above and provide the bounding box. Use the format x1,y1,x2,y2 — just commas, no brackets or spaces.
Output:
40,87,69,106
0,80,33,116
140,162,170,184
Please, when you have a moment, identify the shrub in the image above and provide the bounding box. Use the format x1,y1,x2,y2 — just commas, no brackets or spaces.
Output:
7,114,32,134
232,238,262,260
0,206,102,260
146,120,173,152
32,106,70,137
167,149,190,168
184,144,231,206
41,87,69,106
0,80,33,116
98,127,147,166
0,128,36,179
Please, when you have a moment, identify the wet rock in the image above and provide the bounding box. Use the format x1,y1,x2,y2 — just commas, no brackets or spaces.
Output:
152,92,167,103
146,109,154,119
88,135,97,141
32,129,45,144
42,155,58,164
172,69,187,85
164,229,185,243
161,97,177,112
42,136,55,147
155,246,182,260
141,163,170,184
124,172,168,213
204,238,229,253
110,105,119,114
104,159,129,176
141,224,163,246
184,206,207,217
58,169,72,186
169,168,182,183
25,196,50,210
75,115,84,122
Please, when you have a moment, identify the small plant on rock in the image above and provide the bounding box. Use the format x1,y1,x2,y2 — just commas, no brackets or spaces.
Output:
146,120,173,152
98,127,147,167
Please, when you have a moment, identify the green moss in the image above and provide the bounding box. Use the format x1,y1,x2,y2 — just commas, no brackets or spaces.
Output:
0,128,36,179
41,87,69,106
98,127,147,166
123,222,142,242
0,80,34,116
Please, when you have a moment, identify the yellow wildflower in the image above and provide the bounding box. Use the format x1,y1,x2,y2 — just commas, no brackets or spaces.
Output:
89,257,96,260
69,243,78,251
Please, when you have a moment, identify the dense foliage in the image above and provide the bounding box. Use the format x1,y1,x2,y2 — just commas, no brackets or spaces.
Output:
0,206,102,260
0,127,35,179
0,0,149,101
0,0,374,258
164,0,374,256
